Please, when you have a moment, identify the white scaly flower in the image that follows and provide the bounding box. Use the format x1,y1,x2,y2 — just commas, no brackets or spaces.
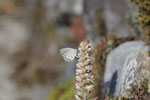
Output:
74,40,94,100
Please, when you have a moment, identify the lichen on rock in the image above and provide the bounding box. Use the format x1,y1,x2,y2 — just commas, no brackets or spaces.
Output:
120,44,150,98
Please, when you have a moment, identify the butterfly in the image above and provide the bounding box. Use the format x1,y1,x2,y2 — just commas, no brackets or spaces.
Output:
60,48,77,62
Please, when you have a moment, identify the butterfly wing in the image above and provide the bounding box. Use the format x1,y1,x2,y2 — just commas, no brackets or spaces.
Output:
66,48,77,61
60,48,77,62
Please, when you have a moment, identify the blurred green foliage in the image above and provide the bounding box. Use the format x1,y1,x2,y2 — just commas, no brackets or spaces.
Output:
47,79,75,100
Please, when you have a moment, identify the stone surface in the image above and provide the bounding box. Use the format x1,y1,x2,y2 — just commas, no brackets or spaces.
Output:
0,16,29,56
103,41,146,96
120,46,150,97
83,0,136,44
0,16,29,100
46,0,83,20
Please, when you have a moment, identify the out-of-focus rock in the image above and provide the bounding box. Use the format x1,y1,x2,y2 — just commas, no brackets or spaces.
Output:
120,46,150,98
0,16,29,56
46,0,83,21
83,0,136,44
0,16,29,100
103,41,146,96
103,0,132,37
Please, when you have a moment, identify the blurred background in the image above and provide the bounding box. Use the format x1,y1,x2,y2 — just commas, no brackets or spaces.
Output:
0,0,139,100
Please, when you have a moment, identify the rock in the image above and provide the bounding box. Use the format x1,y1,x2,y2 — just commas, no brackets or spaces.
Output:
120,45,150,98
103,41,146,96
0,16,29,56
83,0,135,44
46,0,83,21
0,16,29,100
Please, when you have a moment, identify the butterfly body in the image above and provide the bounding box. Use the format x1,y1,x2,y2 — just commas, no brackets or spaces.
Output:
60,48,77,62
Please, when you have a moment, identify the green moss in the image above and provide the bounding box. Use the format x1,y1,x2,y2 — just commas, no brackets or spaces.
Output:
128,78,150,99
130,0,150,41
47,78,75,100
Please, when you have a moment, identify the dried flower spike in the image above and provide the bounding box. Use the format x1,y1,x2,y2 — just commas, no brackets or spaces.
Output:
75,40,94,100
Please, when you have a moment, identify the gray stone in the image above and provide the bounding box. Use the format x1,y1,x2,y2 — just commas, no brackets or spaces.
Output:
120,46,150,98
103,41,146,96
83,0,135,44
0,16,29,100
0,16,29,56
